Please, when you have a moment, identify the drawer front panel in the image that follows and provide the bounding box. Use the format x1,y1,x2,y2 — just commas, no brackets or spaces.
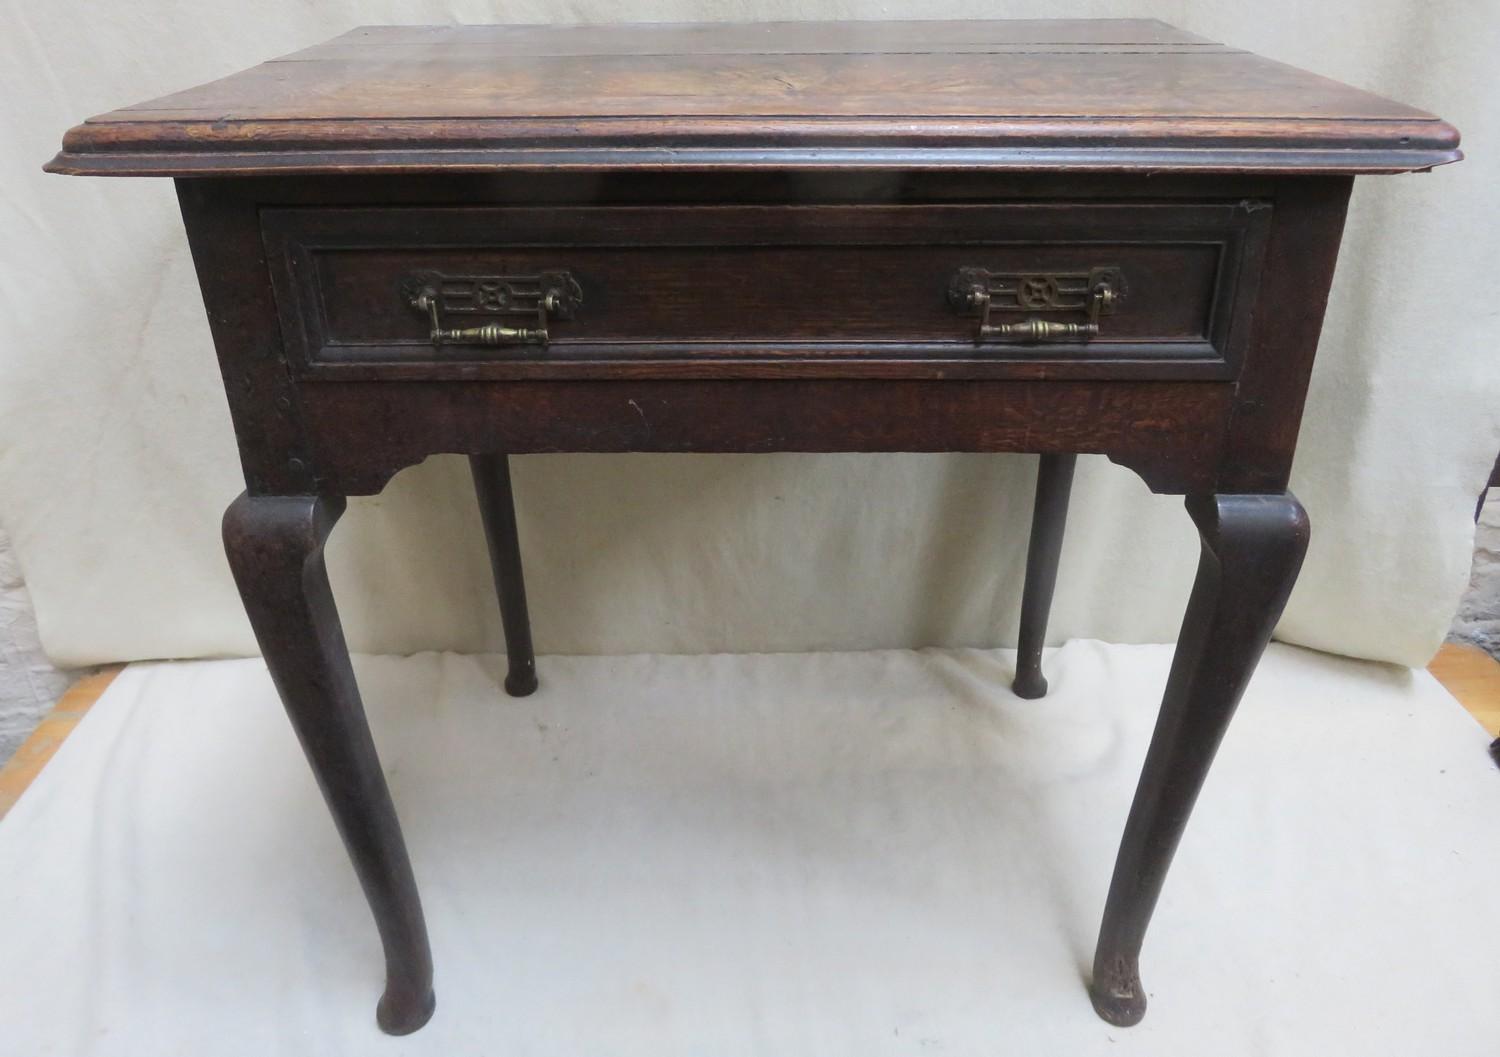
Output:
262,202,1269,380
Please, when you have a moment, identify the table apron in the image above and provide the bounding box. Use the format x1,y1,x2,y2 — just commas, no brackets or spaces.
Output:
288,378,1233,496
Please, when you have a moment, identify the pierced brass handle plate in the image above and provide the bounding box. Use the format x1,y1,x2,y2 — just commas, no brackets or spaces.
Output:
401,270,582,348
947,267,1124,345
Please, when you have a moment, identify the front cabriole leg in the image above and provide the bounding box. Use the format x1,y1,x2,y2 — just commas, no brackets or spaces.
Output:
223,492,436,1035
1088,492,1309,1026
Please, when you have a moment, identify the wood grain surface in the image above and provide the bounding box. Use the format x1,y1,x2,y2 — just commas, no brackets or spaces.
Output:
46,20,1460,176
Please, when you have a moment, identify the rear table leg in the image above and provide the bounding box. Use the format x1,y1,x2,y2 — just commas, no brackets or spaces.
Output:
1013,453,1077,699
470,454,539,697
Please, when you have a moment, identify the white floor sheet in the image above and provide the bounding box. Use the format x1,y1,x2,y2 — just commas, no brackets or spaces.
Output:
1,642,1496,1055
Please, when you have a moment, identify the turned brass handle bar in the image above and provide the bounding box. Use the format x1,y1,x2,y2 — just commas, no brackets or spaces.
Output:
415,293,550,346
403,270,582,350
434,325,547,345
979,315,1099,343
948,266,1124,346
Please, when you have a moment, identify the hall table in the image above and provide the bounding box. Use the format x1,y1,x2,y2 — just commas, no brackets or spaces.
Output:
46,19,1460,1036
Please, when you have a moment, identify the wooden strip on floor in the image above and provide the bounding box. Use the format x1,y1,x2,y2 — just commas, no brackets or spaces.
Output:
0,666,122,821
1428,642,1500,737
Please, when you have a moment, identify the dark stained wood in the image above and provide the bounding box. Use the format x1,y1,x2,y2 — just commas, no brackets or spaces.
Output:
221,493,435,1035
1089,491,1309,1026
175,180,316,495
156,164,1407,1035
261,200,1264,381
469,454,539,697
1217,178,1353,491
204,169,1290,206
45,18,1461,1038
1478,450,1500,521
293,379,1234,497
1012,454,1077,699
45,21,1459,176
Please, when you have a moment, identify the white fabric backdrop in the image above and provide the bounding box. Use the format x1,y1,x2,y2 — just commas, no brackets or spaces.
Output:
0,523,71,759
1,0,1497,669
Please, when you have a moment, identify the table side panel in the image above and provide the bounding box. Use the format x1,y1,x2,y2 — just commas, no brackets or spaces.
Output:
176,181,318,494
1217,176,1352,492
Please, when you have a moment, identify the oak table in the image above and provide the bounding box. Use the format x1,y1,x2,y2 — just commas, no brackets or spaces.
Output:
47,19,1460,1036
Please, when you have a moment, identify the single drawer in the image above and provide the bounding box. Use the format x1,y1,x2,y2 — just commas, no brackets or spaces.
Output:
262,201,1270,381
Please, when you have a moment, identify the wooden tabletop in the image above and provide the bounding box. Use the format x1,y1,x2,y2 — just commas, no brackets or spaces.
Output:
47,19,1460,176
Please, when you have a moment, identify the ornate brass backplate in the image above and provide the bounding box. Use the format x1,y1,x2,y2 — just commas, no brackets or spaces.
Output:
948,266,1126,344
401,270,583,347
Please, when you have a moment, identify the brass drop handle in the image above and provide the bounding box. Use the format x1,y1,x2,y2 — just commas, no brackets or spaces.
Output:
949,267,1123,345
413,290,550,346
402,270,582,349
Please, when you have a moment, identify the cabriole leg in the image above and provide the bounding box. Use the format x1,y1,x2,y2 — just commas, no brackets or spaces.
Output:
1089,492,1309,1026
1013,453,1077,699
223,493,436,1035
469,454,539,696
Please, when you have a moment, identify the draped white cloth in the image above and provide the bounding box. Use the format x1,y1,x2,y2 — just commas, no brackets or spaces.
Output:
0,644,1495,1055
1,2,1497,670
